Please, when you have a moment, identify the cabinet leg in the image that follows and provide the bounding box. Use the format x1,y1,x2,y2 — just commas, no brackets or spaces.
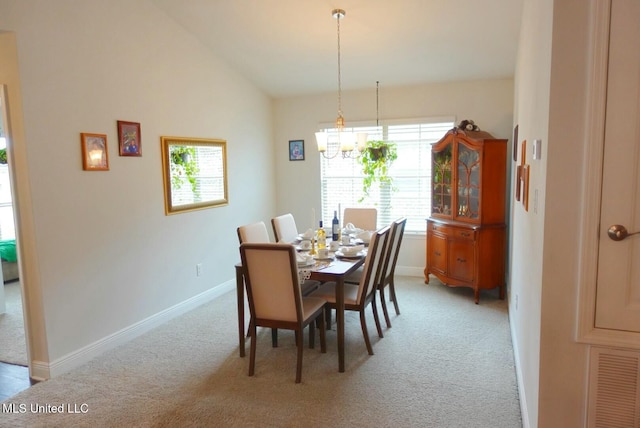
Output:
474,288,480,304
424,270,430,284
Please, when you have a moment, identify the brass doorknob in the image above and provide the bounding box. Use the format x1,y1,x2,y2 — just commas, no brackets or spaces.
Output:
607,224,640,241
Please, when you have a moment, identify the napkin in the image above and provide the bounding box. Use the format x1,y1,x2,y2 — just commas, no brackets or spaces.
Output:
342,223,363,235
296,252,313,265
301,228,314,239
356,230,372,243
339,244,364,256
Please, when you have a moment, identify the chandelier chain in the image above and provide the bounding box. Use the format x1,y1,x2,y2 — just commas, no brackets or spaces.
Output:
376,81,379,127
336,12,343,128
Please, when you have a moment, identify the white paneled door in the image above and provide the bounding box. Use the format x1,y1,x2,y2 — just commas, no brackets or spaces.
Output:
595,0,640,333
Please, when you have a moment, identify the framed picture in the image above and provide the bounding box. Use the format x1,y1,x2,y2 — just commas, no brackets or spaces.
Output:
289,140,305,161
522,164,530,211
81,133,109,171
117,120,141,156
515,165,522,202
512,124,519,162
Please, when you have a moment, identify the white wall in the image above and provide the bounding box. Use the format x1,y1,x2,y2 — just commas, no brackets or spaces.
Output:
273,79,515,277
509,1,552,426
0,0,276,377
511,0,593,426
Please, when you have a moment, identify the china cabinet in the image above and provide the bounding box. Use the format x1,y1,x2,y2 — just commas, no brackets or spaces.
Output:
424,128,507,303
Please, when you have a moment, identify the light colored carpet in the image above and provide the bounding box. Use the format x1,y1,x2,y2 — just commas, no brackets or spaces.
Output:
0,276,522,427
0,282,27,366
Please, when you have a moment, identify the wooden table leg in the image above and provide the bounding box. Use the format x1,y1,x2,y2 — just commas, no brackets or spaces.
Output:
235,265,245,357
336,278,345,372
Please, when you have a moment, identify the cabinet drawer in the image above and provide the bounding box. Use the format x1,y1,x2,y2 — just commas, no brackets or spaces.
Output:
429,222,450,235
451,228,476,241
429,233,447,274
448,240,475,282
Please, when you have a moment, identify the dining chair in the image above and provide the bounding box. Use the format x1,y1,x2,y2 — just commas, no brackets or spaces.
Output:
271,213,299,244
237,221,276,345
237,221,270,244
310,226,390,355
237,220,321,348
238,220,319,296
377,217,407,327
343,217,406,328
343,207,377,231
240,243,327,383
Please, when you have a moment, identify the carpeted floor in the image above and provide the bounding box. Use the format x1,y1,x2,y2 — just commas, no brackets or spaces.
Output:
0,276,522,427
0,282,27,366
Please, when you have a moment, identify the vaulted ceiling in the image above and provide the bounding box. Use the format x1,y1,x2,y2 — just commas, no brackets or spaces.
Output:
152,0,523,98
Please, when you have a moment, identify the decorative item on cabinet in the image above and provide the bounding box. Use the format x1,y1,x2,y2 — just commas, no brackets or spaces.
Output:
424,125,507,303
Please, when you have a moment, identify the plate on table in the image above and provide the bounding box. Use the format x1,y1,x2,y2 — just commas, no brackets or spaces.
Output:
314,254,335,261
297,258,315,267
353,239,369,247
335,251,365,260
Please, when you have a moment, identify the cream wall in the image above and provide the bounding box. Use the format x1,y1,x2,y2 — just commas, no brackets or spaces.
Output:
511,0,594,426
273,79,515,276
509,1,552,425
0,0,276,378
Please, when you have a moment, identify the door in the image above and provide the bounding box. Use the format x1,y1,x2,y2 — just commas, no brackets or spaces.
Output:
595,0,640,332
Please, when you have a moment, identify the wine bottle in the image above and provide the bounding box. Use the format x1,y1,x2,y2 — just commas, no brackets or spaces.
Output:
332,210,340,241
317,221,327,250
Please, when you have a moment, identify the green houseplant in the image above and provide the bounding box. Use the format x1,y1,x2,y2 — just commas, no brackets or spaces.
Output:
358,140,398,201
169,145,199,194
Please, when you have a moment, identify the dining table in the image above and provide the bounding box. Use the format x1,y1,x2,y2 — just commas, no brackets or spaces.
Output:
235,250,366,373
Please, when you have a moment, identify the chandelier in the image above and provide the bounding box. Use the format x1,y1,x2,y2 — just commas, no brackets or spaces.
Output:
316,8,367,159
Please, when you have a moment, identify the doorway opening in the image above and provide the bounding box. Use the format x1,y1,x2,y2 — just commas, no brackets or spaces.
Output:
0,85,27,367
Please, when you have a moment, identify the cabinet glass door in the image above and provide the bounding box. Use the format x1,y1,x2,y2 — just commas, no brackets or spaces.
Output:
456,143,480,220
431,143,453,216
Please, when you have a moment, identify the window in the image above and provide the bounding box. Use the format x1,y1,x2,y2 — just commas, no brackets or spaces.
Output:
320,119,454,233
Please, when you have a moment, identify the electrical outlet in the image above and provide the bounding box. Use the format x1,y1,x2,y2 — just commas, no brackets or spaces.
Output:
196,263,202,277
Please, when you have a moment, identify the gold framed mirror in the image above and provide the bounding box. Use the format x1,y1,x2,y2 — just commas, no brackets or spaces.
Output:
161,136,228,215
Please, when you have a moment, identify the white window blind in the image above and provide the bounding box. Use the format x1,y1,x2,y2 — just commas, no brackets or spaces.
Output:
320,119,454,233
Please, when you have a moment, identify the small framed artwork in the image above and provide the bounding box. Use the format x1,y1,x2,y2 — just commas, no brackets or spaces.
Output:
81,133,109,171
289,140,305,161
512,124,519,162
515,165,522,202
117,120,141,156
522,164,530,211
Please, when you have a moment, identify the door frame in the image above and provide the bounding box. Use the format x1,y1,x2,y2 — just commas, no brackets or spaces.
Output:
576,0,640,350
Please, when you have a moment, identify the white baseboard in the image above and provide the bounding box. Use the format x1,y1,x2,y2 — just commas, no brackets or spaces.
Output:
509,309,530,428
36,280,235,380
396,265,425,278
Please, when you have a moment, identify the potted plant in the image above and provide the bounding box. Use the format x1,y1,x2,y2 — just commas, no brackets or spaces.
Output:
0,148,6,165
169,145,199,194
358,140,398,201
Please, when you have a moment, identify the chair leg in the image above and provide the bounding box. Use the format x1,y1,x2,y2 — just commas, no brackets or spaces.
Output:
308,322,315,349
246,319,253,337
296,328,304,383
371,299,384,339
319,311,326,353
359,311,374,355
249,325,257,377
379,287,392,328
325,307,332,330
271,328,278,347
390,278,400,315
